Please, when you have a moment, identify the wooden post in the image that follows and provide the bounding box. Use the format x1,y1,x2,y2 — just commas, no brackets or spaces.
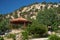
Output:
24,22,26,28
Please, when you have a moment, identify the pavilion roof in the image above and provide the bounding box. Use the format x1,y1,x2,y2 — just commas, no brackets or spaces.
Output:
10,17,31,24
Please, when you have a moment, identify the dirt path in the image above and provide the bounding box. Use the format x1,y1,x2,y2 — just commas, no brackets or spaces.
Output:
29,38,48,40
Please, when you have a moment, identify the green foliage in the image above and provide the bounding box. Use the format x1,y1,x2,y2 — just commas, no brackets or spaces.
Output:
48,34,60,40
57,7,60,14
37,8,60,31
12,11,18,18
0,14,4,22
22,31,28,40
0,18,10,34
6,34,16,38
42,1,47,4
26,20,48,38
51,21,59,31
0,37,4,40
22,19,48,39
44,1,57,5
37,9,57,25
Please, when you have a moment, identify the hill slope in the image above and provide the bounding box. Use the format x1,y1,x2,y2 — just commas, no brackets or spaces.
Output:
5,3,60,20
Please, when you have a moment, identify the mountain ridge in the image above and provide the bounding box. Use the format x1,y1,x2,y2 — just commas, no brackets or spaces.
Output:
5,3,60,20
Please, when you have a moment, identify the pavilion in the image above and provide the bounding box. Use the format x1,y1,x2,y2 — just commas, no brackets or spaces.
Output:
10,17,32,28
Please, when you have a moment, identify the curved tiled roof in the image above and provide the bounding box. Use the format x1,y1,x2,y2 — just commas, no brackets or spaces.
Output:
10,17,31,24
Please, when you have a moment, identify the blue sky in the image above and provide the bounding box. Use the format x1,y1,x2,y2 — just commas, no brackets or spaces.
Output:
0,0,60,14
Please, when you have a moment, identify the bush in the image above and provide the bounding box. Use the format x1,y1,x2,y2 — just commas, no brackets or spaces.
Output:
5,34,16,40
37,8,59,31
0,37,4,40
26,20,48,38
22,31,28,40
0,18,10,35
48,34,60,40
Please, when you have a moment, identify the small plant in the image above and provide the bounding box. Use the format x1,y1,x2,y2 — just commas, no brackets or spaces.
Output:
0,37,4,40
5,34,16,40
48,34,60,40
22,31,28,40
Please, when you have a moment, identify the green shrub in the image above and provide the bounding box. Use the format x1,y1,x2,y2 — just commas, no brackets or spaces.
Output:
37,8,60,32
32,34,40,38
48,34,60,40
0,37,4,40
22,31,28,40
5,34,16,40
26,20,48,38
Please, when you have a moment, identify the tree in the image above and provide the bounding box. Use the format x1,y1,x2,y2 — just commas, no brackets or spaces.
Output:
42,1,47,4
0,37,4,40
0,14,3,22
37,8,59,31
56,7,60,14
26,20,48,37
48,34,60,40
48,2,53,4
53,2,57,5
0,18,10,34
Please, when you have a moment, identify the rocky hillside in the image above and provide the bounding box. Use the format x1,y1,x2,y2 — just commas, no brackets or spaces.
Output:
5,3,60,20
